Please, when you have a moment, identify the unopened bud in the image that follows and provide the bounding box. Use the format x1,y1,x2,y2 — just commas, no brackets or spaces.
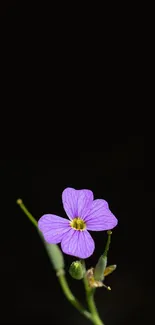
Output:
94,256,107,281
69,261,84,280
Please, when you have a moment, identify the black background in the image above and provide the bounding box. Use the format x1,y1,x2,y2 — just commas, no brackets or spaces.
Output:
1,136,152,325
0,2,151,325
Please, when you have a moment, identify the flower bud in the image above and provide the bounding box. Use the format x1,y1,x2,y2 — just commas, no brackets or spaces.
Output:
94,256,107,281
69,261,85,280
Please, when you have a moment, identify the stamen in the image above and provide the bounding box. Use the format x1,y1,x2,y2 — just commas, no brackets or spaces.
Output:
70,217,86,231
102,283,111,290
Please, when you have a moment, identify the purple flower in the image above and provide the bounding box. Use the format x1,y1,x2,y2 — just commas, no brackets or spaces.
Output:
38,188,118,259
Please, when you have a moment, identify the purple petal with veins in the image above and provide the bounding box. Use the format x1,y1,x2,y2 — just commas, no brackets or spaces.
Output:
62,187,94,219
38,214,70,244
85,199,118,231
61,228,95,258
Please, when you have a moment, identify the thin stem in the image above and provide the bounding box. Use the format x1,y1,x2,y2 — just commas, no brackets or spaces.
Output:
82,261,104,325
58,273,92,321
17,199,38,227
17,199,92,322
103,230,112,257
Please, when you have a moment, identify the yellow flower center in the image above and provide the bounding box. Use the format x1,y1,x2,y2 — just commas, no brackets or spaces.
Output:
70,217,86,231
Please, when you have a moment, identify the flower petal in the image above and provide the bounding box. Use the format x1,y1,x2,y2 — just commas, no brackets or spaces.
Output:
62,187,94,219
85,199,118,231
38,214,70,244
61,228,95,258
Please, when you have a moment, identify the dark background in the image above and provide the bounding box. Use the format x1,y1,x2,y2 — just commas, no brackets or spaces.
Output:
1,136,152,325
0,2,151,325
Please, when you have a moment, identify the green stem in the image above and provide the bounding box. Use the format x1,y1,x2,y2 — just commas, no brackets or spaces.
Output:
58,273,92,321
17,199,92,322
17,199,38,227
82,261,104,325
103,230,112,257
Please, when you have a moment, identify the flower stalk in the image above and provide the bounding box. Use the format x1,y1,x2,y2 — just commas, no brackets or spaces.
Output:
82,260,104,325
17,199,92,322
58,272,92,321
16,197,116,325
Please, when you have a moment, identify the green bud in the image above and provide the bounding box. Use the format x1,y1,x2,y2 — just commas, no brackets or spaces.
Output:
94,256,107,281
44,243,65,272
69,261,85,280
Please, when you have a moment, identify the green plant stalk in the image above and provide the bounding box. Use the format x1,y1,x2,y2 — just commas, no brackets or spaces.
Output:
17,199,38,227
58,272,92,321
16,199,92,322
103,230,112,257
82,261,104,325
